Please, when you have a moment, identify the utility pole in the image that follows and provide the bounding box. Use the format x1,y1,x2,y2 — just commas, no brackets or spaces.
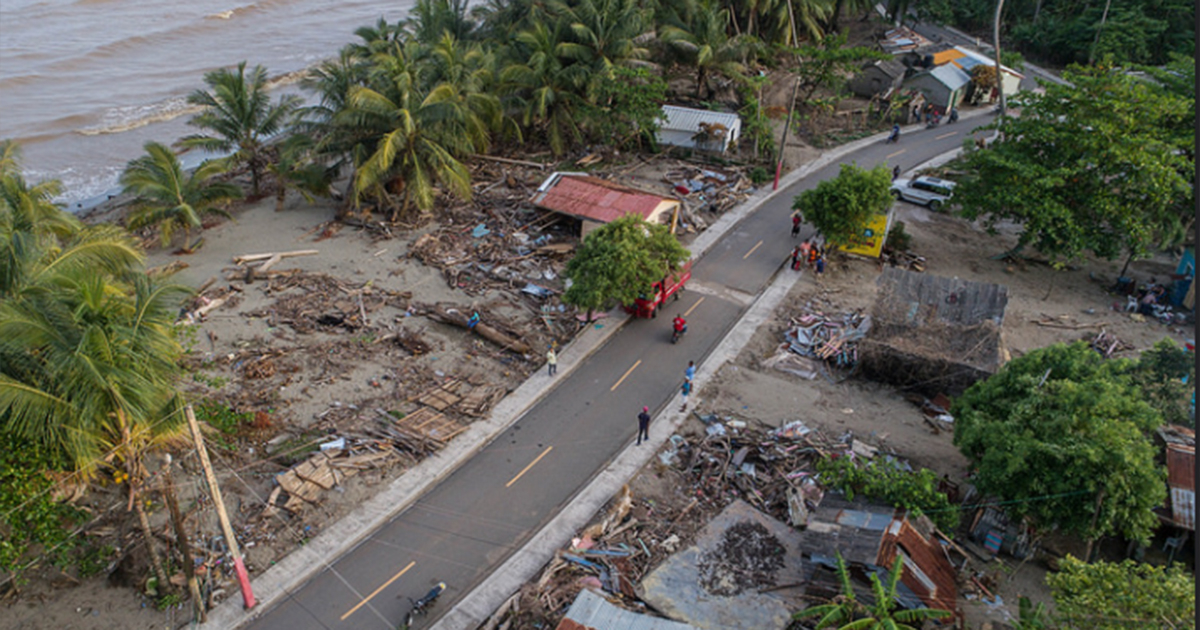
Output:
773,75,803,191
992,0,1007,121
186,404,256,610
162,454,206,622
774,0,803,191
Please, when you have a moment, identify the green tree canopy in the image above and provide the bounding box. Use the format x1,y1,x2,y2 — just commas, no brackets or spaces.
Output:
562,214,690,316
953,64,1192,265
952,342,1166,549
793,32,888,103
792,162,893,250
1047,556,1195,630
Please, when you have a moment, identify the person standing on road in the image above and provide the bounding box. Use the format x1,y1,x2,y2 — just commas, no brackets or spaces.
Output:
546,347,557,376
798,239,812,271
815,254,826,280
790,245,802,271
637,406,651,445
790,210,802,238
685,360,696,382
680,380,692,411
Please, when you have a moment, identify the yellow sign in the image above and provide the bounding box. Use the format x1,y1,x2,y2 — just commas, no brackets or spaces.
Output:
840,207,894,258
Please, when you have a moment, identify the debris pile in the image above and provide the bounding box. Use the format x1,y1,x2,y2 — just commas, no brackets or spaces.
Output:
263,442,401,517
1088,328,1134,358
879,247,926,272
243,272,410,334
486,417,872,627
761,307,870,382
663,165,754,218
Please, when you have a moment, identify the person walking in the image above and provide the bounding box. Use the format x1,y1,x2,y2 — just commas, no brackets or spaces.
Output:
546,347,557,376
790,210,802,238
636,406,651,445
685,360,696,382
680,379,692,411
892,165,901,181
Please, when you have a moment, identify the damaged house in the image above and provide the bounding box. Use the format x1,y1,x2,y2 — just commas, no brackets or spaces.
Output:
859,267,1008,396
797,496,963,621
532,172,682,238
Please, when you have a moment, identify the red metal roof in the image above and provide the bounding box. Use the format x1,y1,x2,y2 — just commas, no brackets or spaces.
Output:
534,175,672,223
877,518,959,615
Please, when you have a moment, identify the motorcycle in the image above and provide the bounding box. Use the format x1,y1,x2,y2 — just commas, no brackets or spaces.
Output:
404,582,446,627
671,324,687,344
884,130,900,144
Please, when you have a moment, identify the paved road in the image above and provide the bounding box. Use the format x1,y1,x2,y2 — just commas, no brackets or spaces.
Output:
247,116,995,630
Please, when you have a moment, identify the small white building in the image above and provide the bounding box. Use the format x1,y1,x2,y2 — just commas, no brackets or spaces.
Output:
656,105,742,153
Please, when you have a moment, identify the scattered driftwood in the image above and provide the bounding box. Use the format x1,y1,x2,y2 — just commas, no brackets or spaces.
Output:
473,154,547,169
233,250,319,265
423,304,533,355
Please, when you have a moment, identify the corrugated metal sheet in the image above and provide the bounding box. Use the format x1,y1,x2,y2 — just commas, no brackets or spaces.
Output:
531,174,673,223
877,518,959,614
931,48,964,65
557,589,699,630
875,267,1009,328
659,106,741,136
928,63,971,91
1170,488,1195,530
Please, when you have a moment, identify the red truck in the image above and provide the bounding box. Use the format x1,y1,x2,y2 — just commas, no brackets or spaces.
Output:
624,260,692,318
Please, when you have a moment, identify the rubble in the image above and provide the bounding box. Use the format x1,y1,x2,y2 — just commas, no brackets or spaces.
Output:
761,306,870,383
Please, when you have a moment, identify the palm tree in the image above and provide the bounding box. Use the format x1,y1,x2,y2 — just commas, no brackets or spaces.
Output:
660,0,751,98
500,22,587,154
400,0,478,44
120,141,242,249
341,82,474,220
794,553,953,629
553,0,651,92
265,135,332,213
182,61,302,196
1,154,191,595
0,140,81,241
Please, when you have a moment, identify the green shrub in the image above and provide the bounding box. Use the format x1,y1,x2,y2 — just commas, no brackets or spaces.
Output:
816,455,960,533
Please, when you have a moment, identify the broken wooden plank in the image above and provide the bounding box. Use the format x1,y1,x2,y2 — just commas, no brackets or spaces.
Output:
233,249,319,264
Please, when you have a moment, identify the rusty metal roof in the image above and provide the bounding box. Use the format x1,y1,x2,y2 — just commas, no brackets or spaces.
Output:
878,518,959,614
532,173,675,224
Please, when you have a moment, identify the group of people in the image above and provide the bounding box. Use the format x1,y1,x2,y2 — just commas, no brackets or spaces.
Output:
1136,280,1170,316
790,237,826,278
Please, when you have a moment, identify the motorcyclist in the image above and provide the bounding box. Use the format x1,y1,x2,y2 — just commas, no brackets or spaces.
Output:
672,315,687,336
887,124,900,143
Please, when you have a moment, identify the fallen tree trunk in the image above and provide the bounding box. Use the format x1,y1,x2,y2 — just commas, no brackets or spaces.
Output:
424,305,532,355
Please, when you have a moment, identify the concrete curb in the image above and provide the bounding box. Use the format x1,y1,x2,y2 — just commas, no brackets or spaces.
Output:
209,307,632,629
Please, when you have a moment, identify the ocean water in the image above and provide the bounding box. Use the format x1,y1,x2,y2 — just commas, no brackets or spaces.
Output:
0,0,416,209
